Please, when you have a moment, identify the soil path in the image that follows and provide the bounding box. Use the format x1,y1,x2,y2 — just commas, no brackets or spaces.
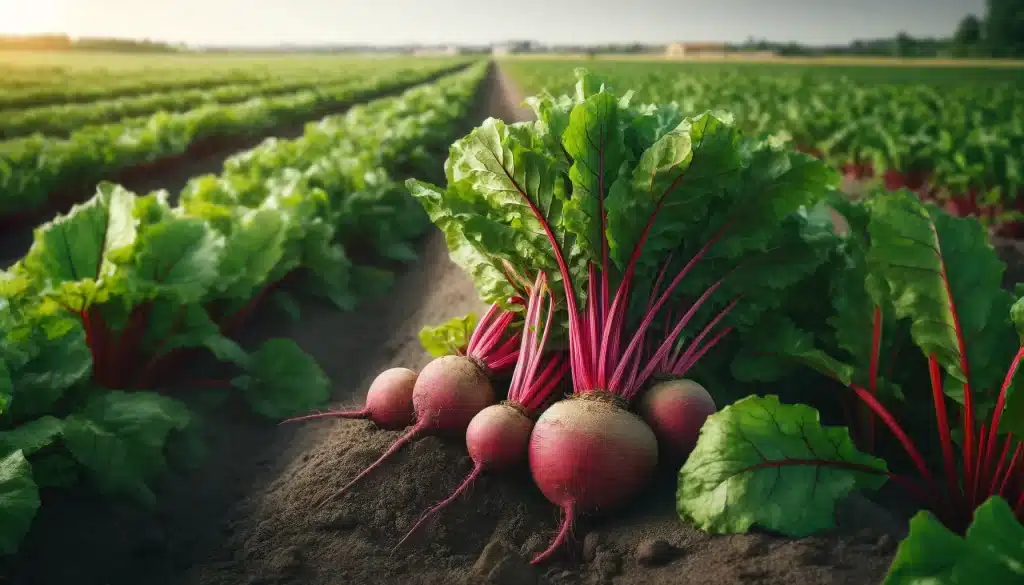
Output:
0,64,899,585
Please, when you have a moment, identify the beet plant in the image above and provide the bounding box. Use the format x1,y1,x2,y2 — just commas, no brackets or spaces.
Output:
408,68,843,563
676,190,1024,579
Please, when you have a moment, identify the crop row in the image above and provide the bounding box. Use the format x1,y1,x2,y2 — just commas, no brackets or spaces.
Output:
0,67,268,111
502,59,1024,228
0,59,471,221
0,61,488,556
0,66,387,140
0,57,440,110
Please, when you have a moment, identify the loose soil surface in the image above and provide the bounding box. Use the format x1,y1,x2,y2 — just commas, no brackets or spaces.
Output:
1,64,913,585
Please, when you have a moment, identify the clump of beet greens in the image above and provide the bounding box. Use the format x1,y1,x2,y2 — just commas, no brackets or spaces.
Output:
408,68,845,562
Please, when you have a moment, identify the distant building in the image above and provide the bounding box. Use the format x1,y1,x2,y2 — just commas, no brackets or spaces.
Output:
665,42,728,58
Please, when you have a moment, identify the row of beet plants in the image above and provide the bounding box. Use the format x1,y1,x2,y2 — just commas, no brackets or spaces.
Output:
286,69,1022,581
0,58,472,220
0,62,488,556
502,60,1024,238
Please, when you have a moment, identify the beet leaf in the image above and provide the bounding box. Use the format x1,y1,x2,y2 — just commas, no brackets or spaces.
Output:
0,450,38,555
677,394,888,537
881,496,1023,584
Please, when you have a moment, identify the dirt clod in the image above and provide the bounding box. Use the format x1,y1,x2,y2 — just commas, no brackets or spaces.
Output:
594,550,623,578
488,555,539,585
794,540,834,566
634,538,677,567
729,533,771,558
521,534,547,558
315,511,357,531
582,532,600,563
264,545,303,575
474,540,537,585
474,541,515,575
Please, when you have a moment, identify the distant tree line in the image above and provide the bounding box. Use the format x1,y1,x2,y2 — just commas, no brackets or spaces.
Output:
732,0,1023,59
0,34,180,53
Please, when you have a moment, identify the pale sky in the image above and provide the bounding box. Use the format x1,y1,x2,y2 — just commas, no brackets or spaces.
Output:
0,0,988,47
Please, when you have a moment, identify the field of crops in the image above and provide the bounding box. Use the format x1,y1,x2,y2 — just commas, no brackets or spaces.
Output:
503,58,1024,234
0,54,471,222
1,53,1023,585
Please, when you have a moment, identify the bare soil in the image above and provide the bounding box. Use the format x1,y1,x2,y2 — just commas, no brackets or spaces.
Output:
0,64,905,585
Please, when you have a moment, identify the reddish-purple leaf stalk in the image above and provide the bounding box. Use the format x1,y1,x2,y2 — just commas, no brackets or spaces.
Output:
865,306,883,451
490,143,754,566
838,317,1024,530
492,147,737,402
392,272,567,551
641,251,742,377
463,302,523,373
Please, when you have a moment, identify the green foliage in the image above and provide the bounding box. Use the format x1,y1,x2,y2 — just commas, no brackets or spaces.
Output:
231,339,331,419
985,0,1024,58
419,314,479,357
0,63,489,556
0,451,39,555
505,60,1024,219
411,69,839,381
882,496,1024,584
677,395,888,537
0,58,472,217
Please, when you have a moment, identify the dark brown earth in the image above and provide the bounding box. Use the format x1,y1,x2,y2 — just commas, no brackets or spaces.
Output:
0,64,936,585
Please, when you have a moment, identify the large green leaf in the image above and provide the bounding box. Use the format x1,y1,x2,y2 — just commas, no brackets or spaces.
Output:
62,391,191,506
444,118,572,280
561,90,627,263
0,416,63,457
231,339,330,419
0,450,40,555
406,178,520,304
213,208,289,301
19,183,137,311
677,394,888,537
606,112,741,276
867,191,1016,408
882,496,1023,584
3,320,91,422
118,214,224,303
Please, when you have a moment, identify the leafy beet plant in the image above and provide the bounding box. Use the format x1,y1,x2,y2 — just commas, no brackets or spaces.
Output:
677,189,1024,578
4,184,332,407
408,68,850,561
780,190,1020,528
